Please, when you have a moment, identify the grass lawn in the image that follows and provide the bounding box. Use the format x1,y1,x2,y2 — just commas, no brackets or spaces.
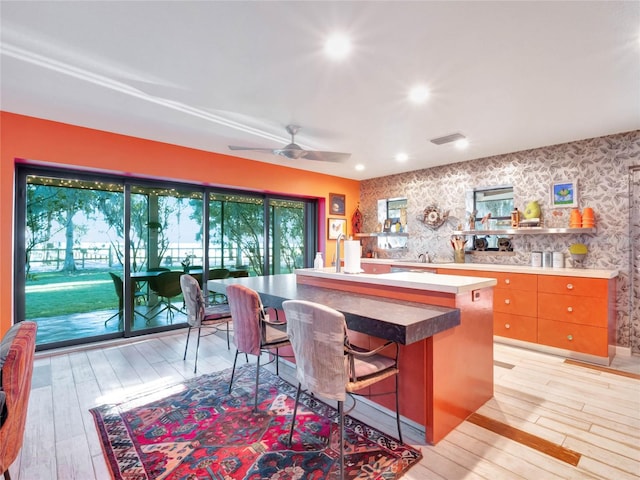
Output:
26,269,120,318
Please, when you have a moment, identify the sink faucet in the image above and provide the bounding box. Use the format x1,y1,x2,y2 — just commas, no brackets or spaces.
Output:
335,233,344,272
418,252,430,263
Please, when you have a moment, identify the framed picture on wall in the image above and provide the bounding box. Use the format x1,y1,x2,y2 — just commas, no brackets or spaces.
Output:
329,193,346,215
328,218,346,239
550,179,578,208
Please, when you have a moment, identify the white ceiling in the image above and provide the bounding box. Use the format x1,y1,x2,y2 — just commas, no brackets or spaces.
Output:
1,1,639,180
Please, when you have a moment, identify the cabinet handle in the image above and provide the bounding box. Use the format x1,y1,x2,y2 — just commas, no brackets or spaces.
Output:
505,323,510,329
567,283,574,290
567,334,573,341
505,278,510,285
567,306,573,313
504,299,511,305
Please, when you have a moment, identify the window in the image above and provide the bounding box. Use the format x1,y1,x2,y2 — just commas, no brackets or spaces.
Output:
469,186,514,251
473,186,513,227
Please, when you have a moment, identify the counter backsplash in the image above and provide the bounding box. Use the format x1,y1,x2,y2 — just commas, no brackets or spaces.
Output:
359,130,640,353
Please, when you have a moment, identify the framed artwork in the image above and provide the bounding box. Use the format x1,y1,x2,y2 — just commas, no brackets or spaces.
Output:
550,179,578,208
329,193,346,215
328,218,346,239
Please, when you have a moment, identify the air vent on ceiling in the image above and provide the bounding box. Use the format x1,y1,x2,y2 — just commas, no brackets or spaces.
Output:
430,133,466,145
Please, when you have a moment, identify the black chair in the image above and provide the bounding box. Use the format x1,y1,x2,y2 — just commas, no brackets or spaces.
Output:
148,271,184,323
105,273,149,326
207,268,230,304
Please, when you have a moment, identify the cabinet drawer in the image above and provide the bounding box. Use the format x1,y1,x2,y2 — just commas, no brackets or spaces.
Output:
492,272,537,291
494,289,537,316
494,312,537,342
538,275,608,298
361,263,391,274
538,292,607,327
537,318,609,356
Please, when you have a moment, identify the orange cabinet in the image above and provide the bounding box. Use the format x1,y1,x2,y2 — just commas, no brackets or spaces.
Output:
494,289,537,316
436,266,616,363
536,276,615,361
538,292,607,327
439,269,537,342
494,312,537,342
538,275,608,298
538,318,609,357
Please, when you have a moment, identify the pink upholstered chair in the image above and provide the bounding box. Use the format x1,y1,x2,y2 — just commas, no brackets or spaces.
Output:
282,300,402,480
226,284,290,411
0,321,37,480
180,274,232,373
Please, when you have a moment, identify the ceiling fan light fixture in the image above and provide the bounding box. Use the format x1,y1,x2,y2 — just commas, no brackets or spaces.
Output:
430,132,466,145
275,146,306,159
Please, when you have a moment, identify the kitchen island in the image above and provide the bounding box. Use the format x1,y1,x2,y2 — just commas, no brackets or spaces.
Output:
209,269,496,444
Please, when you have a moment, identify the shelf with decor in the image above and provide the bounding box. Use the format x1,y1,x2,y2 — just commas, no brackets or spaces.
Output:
452,227,596,236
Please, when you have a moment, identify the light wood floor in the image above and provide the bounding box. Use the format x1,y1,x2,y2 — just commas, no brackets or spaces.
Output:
11,330,640,480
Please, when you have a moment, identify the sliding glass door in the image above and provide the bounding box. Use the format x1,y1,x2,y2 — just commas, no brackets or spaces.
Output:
15,166,318,350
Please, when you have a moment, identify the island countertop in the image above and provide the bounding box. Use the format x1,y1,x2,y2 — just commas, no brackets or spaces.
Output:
294,267,497,294
207,273,461,345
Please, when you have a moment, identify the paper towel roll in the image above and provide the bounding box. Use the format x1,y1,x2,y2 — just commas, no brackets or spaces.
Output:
343,240,362,273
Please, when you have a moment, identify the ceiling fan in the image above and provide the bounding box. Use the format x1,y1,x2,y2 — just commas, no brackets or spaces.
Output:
229,125,351,163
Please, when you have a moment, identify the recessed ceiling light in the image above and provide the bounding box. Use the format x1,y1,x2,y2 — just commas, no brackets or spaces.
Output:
355,164,365,171
324,34,351,60
395,152,409,162
408,85,430,104
455,138,469,149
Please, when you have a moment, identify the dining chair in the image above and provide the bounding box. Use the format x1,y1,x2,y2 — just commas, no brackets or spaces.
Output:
180,274,232,373
225,284,290,411
148,271,184,323
105,273,148,326
207,268,230,304
282,299,402,480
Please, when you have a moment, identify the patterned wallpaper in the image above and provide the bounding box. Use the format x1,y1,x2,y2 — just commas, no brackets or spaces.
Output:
359,131,640,353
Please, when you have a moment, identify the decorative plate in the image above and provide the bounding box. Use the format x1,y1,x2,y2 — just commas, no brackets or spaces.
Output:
421,206,448,229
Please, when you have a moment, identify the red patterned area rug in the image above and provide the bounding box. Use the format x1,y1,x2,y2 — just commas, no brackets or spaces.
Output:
90,363,422,479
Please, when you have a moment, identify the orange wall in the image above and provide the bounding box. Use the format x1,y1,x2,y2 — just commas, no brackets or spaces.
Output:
0,112,360,336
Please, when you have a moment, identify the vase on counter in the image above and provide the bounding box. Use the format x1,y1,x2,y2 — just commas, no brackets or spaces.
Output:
454,249,465,263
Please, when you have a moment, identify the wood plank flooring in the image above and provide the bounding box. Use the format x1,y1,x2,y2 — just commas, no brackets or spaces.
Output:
10,330,640,479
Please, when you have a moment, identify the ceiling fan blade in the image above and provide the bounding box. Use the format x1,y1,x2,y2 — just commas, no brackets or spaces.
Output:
228,146,276,153
301,150,351,163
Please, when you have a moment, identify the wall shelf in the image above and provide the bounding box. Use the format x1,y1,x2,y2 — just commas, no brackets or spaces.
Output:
452,227,596,236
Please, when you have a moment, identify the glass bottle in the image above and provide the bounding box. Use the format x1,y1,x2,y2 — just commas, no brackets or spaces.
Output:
314,252,324,269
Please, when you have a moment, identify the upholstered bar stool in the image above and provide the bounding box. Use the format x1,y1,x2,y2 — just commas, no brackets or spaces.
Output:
226,284,290,411
180,274,232,373
282,299,402,480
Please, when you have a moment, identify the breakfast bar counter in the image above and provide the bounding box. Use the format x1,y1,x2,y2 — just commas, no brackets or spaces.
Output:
208,270,496,444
